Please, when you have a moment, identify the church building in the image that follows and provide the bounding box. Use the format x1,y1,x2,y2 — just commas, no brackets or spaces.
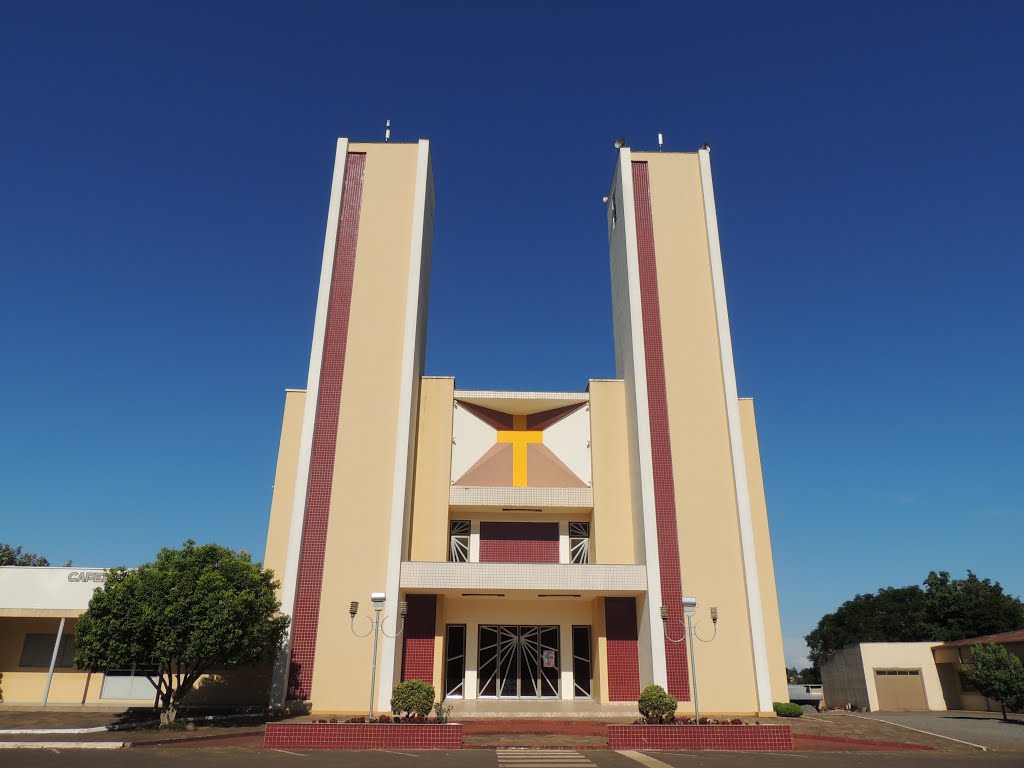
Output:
263,137,788,716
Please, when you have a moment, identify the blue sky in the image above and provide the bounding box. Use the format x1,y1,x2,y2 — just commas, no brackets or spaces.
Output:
2,2,1022,668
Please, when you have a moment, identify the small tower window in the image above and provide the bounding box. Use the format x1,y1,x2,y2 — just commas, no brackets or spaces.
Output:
449,520,470,563
569,522,590,564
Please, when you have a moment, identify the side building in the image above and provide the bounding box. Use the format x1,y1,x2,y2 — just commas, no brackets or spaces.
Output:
264,138,788,715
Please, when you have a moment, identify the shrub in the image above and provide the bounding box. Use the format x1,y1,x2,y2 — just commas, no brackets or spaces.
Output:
773,701,803,718
638,684,677,723
391,680,436,718
433,702,453,724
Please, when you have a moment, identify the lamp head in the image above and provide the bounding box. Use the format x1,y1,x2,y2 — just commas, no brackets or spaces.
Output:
370,592,386,610
710,606,719,624
349,601,359,618
659,606,668,622
682,596,697,617
399,600,409,617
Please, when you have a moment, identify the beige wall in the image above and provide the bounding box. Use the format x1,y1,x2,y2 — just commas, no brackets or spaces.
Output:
739,398,788,704
822,643,946,711
638,151,763,714
310,142,423,713
861,643,945,711
264,389,306,591
0,617,268,706
588,380,637,565
408,377,455,562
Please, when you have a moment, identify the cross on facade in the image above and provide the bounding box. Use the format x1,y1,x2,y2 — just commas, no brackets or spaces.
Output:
496,414,543,487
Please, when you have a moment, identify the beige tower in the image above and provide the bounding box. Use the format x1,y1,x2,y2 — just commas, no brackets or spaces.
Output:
265,139,434,711
264,138,785,717
606,146,787,715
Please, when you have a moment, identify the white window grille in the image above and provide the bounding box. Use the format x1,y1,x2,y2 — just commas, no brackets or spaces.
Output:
449,520,471,563
569,522,590,564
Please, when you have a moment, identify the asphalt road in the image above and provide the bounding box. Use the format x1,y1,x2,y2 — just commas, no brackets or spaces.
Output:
854,711,1024,751
6,749,1023,768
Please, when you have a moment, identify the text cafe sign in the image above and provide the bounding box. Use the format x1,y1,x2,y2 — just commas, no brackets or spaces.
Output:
67,570,108,583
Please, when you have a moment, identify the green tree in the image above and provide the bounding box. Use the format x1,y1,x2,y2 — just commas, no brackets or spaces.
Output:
74,541,288,724
0,543,70,566
805,585,931,667
923,571,1024,642
962,642,1024,721
805,572,1024,668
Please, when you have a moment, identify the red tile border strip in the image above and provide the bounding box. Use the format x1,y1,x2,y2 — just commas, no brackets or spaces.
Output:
287,152,367,701
264,723,463,750
631,161,689,700
479,521,559,563
401,594,437,683
608,724,793,751
605,597,641,701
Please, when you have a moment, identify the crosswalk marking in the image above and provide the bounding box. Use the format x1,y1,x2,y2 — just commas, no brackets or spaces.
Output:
497,750,596,767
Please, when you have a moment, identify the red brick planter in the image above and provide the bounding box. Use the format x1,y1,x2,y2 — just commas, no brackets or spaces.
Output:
264,722,463,750
607,724,793,751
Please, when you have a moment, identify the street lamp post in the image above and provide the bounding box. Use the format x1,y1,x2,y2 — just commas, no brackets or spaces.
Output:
661,597,718,723
349,592,407,720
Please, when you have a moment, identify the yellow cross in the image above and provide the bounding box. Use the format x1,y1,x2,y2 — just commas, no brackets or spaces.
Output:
496,415,542,487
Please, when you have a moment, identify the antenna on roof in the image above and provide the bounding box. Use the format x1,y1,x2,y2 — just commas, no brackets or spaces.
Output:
385,119,391,142
658,132,664,151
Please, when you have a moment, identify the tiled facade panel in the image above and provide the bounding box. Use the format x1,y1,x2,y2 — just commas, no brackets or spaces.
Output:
401,594,437,683
478,521,559,564
264,723,463,750
631,161,690,701
608,725,793,751
287,153,367,700
605,596,641,701
457,400,514,429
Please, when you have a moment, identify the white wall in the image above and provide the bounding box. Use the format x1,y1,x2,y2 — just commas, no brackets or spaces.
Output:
0,567,109,613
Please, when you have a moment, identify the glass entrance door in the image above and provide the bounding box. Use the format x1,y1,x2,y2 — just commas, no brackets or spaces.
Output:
477,625,560,698
444,625,466,698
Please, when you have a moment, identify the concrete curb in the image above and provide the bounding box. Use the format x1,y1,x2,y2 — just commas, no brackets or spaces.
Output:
0,741,125,749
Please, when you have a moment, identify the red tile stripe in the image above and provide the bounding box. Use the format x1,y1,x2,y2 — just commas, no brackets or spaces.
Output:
401,594,437,683
608,724,793,751
605,597,641,701
287,153,367,701
478,521,559,563
631,161,689,700
264,723,463,750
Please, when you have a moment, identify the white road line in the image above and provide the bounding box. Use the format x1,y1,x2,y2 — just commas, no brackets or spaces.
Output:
497,750,595,767
384,750,420,757
848,714,988,752
271,749,307,757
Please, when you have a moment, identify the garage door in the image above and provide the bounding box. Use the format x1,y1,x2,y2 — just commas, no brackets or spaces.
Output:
874,669,927,710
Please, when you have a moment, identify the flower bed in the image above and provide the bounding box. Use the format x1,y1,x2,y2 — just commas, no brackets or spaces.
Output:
264,722,463,750
607,723,793,751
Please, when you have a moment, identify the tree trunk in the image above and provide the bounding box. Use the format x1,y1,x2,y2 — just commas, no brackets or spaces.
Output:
159,688,178,725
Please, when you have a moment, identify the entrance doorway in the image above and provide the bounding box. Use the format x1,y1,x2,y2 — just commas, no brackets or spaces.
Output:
478,625,560,698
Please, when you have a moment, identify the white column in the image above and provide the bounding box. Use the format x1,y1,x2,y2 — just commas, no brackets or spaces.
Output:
559,622,574,700
698,147,773,714
558,521,570,563
41,617,66,706
464,623,478,699
469,520,481,563
271,138,350,707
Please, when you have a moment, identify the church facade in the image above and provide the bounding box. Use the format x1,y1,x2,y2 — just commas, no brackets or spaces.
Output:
263,138,787,715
